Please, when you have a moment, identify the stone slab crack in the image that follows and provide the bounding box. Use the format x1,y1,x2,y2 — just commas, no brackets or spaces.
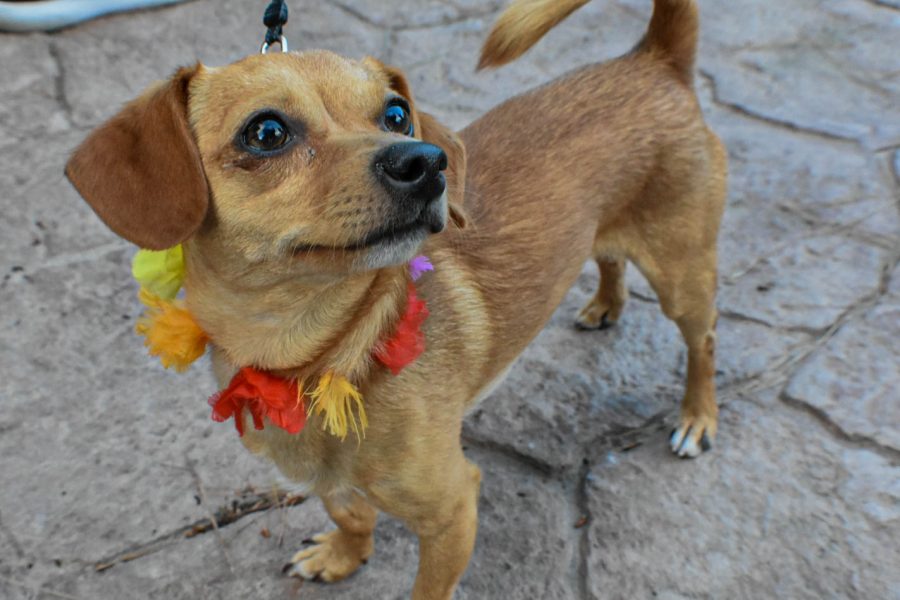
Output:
698,69,860,145
462,436,556,475
574,462,593,600
780,389,900,462
860,0,900,11
48,40,75,129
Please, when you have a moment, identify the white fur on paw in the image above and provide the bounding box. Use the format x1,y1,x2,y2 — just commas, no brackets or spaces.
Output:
670,426,687,453
286,559,316,580
670,425,708,458
679,434,701,458
285,530,370,583
290,543,334,581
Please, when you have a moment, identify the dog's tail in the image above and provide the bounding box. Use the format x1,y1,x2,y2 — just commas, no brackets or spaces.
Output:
477,0,698,83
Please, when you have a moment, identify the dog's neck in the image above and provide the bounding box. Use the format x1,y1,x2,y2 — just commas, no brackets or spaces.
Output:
183,239,408,380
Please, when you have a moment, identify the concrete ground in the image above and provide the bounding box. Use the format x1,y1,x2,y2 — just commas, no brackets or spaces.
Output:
1,0,898,598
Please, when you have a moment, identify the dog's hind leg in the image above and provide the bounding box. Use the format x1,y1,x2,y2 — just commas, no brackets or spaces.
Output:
656,262,719,459
575,256,628,330
627,133,727,458
632,239,720,459
287,490,377,582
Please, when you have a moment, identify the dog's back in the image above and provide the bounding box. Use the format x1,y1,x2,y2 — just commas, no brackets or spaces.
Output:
447,0,714,360
464,0,707,242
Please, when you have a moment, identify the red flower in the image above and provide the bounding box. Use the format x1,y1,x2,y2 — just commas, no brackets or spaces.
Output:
374,283,429,375
208,367,306,436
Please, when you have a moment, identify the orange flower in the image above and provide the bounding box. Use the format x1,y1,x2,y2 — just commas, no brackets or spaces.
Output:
135,289,208,372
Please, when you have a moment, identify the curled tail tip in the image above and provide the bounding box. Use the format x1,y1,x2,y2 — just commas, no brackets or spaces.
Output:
475,57,495,72
477,11,541,71
477,39,523,71
476,41,503,71
477,0,590,70
476,52,507,71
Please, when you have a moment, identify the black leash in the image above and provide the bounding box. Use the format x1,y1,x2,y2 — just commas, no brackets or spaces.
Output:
261,0,289,53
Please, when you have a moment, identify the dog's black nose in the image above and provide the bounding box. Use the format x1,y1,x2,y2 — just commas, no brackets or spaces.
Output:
373,142,448,201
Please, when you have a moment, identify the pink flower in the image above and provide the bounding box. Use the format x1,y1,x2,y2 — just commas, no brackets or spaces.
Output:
409,255,434,281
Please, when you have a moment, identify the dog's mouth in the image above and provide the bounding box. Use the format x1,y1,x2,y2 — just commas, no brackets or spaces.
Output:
290,199,446,256
351,219,433,250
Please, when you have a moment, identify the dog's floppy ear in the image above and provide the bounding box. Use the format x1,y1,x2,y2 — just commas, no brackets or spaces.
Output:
366,58,470,230
65,65,208,250
417,111,469,230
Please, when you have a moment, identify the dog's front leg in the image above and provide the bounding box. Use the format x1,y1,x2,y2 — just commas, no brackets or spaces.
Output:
287,490,377,582
407,459,482,600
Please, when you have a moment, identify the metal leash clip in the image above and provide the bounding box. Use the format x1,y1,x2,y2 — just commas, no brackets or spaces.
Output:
261,35,288,54
260,0,289,54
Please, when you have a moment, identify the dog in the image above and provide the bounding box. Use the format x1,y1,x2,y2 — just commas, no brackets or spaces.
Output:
65,0,726,597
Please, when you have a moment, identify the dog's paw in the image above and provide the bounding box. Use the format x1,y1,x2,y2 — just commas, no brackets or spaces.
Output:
669,414,716,459
574,298,623,331
285,529,373,583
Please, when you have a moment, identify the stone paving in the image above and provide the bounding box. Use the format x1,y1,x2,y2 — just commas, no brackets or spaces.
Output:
1,1,898,598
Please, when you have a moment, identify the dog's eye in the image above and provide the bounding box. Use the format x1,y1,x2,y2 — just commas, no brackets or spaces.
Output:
382,102,413,136
243,115,290,152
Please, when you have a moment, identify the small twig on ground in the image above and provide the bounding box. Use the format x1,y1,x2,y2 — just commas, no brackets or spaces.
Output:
93,488,305,572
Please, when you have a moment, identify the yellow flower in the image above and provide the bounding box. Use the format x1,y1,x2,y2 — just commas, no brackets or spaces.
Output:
135,288,208,372
308,371,368,440
132,246,185,300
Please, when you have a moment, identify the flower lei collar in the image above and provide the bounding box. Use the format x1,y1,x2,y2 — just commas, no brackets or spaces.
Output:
131,247,433,441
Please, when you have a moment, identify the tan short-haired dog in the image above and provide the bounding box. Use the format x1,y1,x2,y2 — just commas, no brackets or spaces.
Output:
66,0,726,597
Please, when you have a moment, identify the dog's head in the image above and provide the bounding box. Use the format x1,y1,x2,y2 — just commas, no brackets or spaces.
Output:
66,51,467,275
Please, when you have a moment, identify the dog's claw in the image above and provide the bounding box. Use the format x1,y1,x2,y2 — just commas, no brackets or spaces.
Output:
669,417,715,459
574,317,597,331
286,529,372,583
575,310,616,331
